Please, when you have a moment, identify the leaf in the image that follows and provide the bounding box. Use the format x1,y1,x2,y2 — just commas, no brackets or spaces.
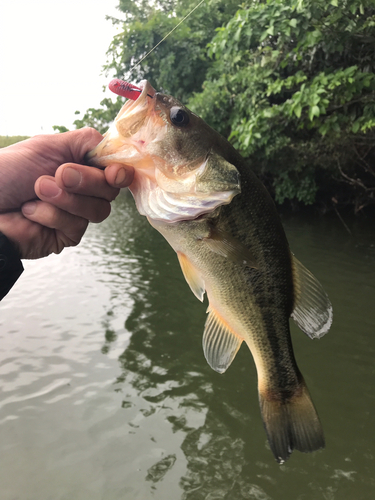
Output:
318,123,329,136
294,104,302,118
352,121,360,133
309,105,320,121
234,27,242,42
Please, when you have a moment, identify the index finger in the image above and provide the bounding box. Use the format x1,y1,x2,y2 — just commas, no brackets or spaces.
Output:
104,163,135,188
54,163,133,202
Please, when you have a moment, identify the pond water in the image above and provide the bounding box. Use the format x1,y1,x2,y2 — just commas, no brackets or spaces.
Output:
0,191,374,500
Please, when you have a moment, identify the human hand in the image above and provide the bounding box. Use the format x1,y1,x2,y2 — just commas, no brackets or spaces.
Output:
0,128,134,259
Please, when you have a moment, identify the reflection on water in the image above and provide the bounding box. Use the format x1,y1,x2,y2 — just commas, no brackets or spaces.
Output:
0,192,374,500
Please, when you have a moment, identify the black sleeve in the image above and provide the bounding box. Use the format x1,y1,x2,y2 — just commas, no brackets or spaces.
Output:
0,232,24,301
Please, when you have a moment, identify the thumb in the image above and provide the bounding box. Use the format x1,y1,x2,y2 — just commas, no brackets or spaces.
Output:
58,128,104,164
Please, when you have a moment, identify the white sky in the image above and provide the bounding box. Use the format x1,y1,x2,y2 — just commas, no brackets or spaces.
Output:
0,0,122,136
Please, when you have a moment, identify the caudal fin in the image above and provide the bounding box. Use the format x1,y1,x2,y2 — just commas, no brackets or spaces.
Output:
259,379,324,464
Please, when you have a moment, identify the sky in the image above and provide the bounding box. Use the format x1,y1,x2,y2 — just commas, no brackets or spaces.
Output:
0,0,122,136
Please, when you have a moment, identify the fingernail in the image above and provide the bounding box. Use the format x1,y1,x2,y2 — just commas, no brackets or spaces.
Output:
114,167,127,186
22,201,37,215
39,178,62,198
62,167,81,188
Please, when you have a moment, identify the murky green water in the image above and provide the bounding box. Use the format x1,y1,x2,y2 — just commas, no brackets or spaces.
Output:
1,192,374,500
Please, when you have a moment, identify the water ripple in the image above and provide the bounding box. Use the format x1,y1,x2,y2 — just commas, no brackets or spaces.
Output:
0,198,374,499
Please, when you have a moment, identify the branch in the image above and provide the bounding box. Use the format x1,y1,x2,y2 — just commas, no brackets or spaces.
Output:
336,159,375,191
353,142,375,177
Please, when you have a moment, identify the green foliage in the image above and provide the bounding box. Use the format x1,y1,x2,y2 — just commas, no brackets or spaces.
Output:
106,0,240,101
73,98,124,135
189,0,375,210
77,0,375,211
73,0,240,134
52,125,70,133
0,136,29,148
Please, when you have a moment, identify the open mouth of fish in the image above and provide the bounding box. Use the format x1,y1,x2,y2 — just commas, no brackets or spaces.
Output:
86,81,240,223
86,81,158,169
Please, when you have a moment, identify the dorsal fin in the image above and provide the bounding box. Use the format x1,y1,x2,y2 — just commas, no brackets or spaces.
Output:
203,307,243,373
177,252,205,302
291,255,333,339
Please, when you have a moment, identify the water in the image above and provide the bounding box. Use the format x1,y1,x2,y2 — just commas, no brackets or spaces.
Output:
0,192,374,500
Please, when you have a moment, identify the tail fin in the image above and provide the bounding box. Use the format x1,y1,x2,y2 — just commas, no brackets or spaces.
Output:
259,379,324,464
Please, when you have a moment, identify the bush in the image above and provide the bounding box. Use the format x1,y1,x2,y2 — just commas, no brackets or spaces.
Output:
188,0,375,211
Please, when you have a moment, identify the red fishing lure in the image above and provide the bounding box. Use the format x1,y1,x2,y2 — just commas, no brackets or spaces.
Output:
109,79,142,100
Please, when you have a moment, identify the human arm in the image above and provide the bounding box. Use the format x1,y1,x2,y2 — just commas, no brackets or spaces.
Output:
0,128,134,259
0,128,133,299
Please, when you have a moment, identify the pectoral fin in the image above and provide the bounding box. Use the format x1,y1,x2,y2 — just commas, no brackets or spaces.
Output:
203,307,243,373
291,255,333,339
177,252,205,302
204,227,258,269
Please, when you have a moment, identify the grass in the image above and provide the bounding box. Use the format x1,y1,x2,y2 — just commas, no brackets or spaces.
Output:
0,135,30,148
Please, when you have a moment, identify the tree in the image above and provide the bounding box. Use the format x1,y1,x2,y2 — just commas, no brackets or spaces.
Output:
74,0,240,134
77,0,375,211
189,0,375,210
106,0,241,101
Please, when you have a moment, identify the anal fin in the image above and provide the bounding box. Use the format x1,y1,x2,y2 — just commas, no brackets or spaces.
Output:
203,308,243,374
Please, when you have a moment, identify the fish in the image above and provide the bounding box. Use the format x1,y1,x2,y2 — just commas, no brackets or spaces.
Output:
86,80,333,463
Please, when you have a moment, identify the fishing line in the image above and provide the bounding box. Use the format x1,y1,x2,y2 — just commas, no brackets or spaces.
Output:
126,0,207,77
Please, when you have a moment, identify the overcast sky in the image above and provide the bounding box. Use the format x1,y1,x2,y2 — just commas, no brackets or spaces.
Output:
0,0,122,136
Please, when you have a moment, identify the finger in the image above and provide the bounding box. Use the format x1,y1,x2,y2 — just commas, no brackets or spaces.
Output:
0,212,37,258
35,176,112,223
104,163,135,188
27,128,104,167
0,211,65,259
59,127,104,163
22,201,88,251
55,163,121,201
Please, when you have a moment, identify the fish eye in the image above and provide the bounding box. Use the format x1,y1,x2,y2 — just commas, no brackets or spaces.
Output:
170,107,189,127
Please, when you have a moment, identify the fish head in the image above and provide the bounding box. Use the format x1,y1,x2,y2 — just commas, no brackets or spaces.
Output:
87,80,241,222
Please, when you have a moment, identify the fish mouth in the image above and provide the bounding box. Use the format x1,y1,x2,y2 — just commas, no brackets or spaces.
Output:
85,80,157,169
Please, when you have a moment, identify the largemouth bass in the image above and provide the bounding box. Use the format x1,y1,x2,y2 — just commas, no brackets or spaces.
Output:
87,81,332,463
